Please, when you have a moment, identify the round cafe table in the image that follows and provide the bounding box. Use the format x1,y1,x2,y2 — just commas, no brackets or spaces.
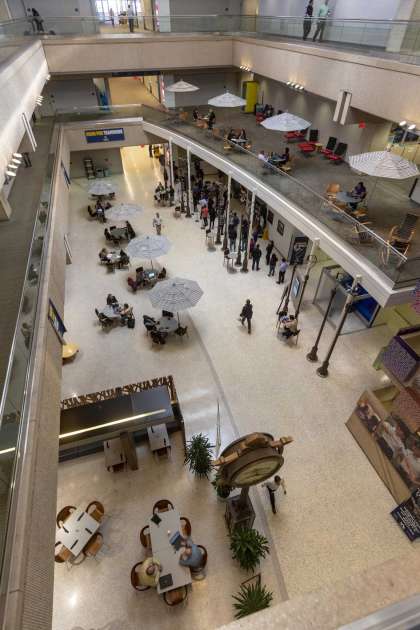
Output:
336,191,360,205
101,305,121,319
157,317,178,334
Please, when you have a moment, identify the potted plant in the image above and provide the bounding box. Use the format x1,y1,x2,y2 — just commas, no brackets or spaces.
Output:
229,527,270,572
232,579,273,619
184,433,214,478
211,469,233,501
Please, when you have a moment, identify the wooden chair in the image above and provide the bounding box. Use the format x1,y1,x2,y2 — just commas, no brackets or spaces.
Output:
280,158,292,173
83,532,103,558
349,222,375,245
56,505,76,528
152,499,174,514
54,542,72,564
130,561,151,591
191,544,208,581
387,213,418,254
140,525,151,549
180,517,192,537
86,500,105,523
163,585,188,606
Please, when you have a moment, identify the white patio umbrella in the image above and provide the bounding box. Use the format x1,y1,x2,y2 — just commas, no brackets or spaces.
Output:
166,80,199,93
207,91,246,108
89,181,117,196
148,277,203,322
106,202,143,221
125,234,171,266
349,151,419,179
261,112,311,131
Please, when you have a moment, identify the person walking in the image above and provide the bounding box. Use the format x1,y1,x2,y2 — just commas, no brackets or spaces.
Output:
252,244,262,270
31,8,44,32
127,4,135,32
239,299,253,334
209,206,216,230
268,252,278,277
153,212,162,235
303,0,313,40
201,204,209,229
228,224,237,251
277,257,288,284
262,476,286,514
23,152,32,167
313,0,330,42
265,239,274,265
109,7,115,26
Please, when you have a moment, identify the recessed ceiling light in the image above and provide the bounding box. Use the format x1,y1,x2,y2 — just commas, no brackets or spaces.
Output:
13,153,22,158
11,158,21,165
399,120,407,127
7,164,18,170
408,123,416,130
6,170,16,177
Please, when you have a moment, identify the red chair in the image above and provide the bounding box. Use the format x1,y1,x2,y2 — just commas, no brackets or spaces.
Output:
298,142,316,155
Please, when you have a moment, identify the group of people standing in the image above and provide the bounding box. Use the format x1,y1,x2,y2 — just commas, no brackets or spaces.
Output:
303,0,331,42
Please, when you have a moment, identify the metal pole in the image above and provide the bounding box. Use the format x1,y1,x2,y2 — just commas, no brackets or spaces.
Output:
316,275,362,378
235,215,243,266
169,138,174,188
306,285,338,362
215,184,223,245
295,238,319,319
186,147,193,218
278,263,297,317
222,174,232,251
241,191,256,273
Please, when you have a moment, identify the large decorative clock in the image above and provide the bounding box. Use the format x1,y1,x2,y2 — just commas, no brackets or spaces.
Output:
213,432,293,530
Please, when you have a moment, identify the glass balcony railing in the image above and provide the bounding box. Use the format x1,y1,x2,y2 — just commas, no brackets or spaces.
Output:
0,125,57,582
54,103,418,287
1,15,420,63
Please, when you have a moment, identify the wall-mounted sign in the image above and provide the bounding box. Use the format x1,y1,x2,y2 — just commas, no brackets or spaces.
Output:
391,488,420,541
85,128,125,143
48,299,66,343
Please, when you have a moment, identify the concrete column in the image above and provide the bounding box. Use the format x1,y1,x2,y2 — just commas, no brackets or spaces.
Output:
186,146,193,216
169,138,174,186
0,190,12,221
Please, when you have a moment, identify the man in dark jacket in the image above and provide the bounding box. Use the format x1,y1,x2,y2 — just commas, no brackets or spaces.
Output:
268,252,278,277
240,299,253,334
265,240,274,265
252,244,262,270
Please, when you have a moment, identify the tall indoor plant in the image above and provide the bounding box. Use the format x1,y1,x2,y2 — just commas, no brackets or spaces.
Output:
232,579,273,619
229,527,270,572
184,433,214,478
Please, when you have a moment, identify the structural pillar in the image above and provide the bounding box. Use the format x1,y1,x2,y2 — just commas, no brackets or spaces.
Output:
169,138,174,187
186,146,193,217
295,238,319,319
241,190,256,273
222,174,232,250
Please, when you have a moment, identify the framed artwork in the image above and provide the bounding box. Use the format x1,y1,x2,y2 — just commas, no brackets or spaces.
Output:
277,219,284,236
267,210,274,225
48,300,66,344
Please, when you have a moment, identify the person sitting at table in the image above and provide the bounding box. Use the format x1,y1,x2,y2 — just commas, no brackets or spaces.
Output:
96,203,106,223
278,147,290,165
118,249,130,267
227,128,237,141
87,204,96,218
281,314,298,338
135,266,146,287
106,294,119,307
193,108,199,122
119,303,133,325
179,538,204,570
125,220,135,239
258,150,268,163
349,181,367,210
162,310,174,318
99,247,110,263
104,201,112,210
138,557,162,588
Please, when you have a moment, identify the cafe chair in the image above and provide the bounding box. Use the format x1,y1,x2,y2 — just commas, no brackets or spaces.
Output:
130,562,151,591
86,500,105,523
139,525,152,550
328,142,347,164
175,326,188,339
321,136,337,157
83,532,104,559
151,330,166,345
191,544,208,581
163,586,188,607
180,517,192,537
281,329,301,346
387,213,418,254
325,183,340,201
56,505,76,528
152,499,174,514
54,542,72,564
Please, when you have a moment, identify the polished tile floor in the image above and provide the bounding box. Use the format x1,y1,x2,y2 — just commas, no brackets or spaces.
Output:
55,146,416,630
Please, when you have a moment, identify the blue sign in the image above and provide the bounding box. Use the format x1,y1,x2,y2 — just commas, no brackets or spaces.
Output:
85,128,125,143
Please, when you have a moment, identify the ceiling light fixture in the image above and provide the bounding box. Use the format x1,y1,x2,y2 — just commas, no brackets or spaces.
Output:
5,170,16,177
13,152,22,158
11,158,21,165
7,164,18,170
408,123,416,130
399,120,407,127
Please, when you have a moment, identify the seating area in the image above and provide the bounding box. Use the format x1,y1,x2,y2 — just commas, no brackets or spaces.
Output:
55,500,106,565
143,313,189,345
95,294,135,330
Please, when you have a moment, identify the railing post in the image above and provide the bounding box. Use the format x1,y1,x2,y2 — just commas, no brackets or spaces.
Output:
169,138,174,188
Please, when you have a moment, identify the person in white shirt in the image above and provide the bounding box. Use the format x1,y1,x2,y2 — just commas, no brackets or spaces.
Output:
152,212,162,235
262,475,286,514
127,4,135,32
313,0,330,42
258,150,267,162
